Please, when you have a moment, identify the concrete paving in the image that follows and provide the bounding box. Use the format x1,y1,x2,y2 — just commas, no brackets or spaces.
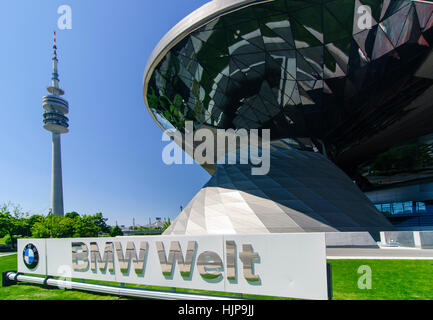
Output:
0,253,16,258
327,247,433,259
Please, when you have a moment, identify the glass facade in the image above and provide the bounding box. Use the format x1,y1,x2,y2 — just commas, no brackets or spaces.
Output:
360,133,433,187
146,0,433,194
375,201,433,227
147,0,433,172
145,0,433,229
376,202,415,215
144,0,433,231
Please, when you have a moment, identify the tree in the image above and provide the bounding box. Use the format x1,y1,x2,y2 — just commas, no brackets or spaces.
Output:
0,203,27,248
0,206,113,240
65,211,80,219
55,216,75,238
0,212,16,247
30,212,110,238
161,218,171,232
72,214,101,238
27,215,44,228
110,225,123,237
30,220,51,238
90,212,111,234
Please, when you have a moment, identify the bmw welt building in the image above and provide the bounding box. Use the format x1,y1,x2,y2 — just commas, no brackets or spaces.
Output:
143,0,433,237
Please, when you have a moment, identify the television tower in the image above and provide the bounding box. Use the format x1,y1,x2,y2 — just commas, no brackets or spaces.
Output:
42,31,69,216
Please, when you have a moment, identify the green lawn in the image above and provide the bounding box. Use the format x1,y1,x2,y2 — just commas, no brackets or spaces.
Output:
2,254,433,300
330,259,433,300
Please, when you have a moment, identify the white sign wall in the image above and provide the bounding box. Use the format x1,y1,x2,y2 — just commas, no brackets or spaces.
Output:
17,233,328,300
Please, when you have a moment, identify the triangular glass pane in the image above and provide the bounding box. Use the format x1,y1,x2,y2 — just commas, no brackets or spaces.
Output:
221,6,257,28
359,0,383,23
262,17,295,48
325,37,352,74
289,4,323,37
225,19,261,48
353,26,377,59
284,0,316,12
325,0,355,34
240,29,266,51
259,80,280,110
289,18,323,48
324,46,342,78
278,80,298,106
297,82,316,106
414,2,433,30
353,0,379,35
231,53,266,79
191,34,229,62
372,23,395,59
323,7,353,43
260,21,295,52
298,46,324,77
397,6,421,46
252,1,291,17
380,0,411,22
296,50,322,81
200,55,230,77
380,3,411,47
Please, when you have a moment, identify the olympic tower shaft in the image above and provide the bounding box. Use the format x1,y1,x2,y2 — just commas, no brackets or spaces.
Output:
51,132,64,216
42,32,69,217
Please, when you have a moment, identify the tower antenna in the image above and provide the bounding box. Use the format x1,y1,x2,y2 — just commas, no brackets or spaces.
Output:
53,31,57,59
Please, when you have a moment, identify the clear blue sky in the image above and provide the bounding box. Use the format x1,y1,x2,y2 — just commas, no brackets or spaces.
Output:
0,0,211,226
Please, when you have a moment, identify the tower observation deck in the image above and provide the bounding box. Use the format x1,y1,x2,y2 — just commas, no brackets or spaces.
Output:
42,31,69,216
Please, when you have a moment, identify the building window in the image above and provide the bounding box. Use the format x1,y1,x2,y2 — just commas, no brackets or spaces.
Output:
403,201,412,214
376,201,431,215
417,202,426,213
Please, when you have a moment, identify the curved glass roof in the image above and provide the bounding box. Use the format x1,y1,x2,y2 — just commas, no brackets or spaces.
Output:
145,0,433,161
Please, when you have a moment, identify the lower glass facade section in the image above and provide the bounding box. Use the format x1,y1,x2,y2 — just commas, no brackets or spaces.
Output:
375,201,428,216
374,201,433,228
359,133,433,189
164,144,394,236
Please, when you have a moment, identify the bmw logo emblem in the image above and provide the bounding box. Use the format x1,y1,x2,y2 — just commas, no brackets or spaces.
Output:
23,244,39,269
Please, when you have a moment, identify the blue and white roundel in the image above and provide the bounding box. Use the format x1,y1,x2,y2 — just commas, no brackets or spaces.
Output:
23,244,39,269
24,248,34,264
